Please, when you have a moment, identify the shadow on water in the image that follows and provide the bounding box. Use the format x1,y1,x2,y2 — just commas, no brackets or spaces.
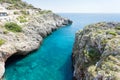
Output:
58,54,73,80
5,50,38,68
5,54,25,68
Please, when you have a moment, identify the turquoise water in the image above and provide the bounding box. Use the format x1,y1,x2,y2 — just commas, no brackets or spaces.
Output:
4,13,120,80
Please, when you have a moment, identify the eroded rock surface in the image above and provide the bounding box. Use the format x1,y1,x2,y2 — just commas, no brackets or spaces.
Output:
0,13,72,79
73,22,120,80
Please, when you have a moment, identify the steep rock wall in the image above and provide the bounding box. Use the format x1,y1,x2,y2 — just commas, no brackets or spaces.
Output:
73,22,120,80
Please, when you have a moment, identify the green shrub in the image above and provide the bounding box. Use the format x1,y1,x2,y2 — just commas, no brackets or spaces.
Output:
4,22,22,32
88,48,100,59
20,10,28,15
0,39,5,46
46,10,52,13
17,16,27,23
0,0,34,9
27,4,34,9
101,39,108,44
20,19,27,23
106,30,117,36
3,30,9,34
39,10,52,14
84,47,101,67
14,11,19,15
6,5,14,10
18,15,26,19
115,26,120,30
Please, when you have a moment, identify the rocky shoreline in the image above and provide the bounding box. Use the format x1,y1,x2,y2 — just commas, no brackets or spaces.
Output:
0,13,72,79
73,22,120,80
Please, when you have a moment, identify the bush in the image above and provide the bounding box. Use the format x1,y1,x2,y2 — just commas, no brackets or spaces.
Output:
101,39,108,44
0,0,34,9
20,10,28,15
106,30,117,36
0,39,5,46
3,30,9,34
4,22,22,32
6,5,14,10
27,4,34,9
84,47,101,67
88,48,100,59
17,16,28,23
20,19,27,23
14,11,19,15
39,10,52,14
115,26,120,30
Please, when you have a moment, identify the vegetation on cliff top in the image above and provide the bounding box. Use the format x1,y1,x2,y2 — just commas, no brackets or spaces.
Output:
17,15,28,23
73,22,120,80
4,22,22,32
0,0,34,9
0,39,5,46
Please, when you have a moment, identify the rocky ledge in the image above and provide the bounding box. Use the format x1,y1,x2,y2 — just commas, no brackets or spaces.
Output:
0,13,72,79
73,22,120,80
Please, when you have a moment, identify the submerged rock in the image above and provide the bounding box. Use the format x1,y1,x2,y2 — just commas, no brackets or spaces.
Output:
0,13,72,79
72,22,120,80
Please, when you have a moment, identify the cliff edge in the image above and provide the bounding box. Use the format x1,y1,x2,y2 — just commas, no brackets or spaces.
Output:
73,22,120,80
0,13,72,79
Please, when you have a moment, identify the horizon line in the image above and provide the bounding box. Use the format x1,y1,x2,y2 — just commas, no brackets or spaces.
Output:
54,12,120,14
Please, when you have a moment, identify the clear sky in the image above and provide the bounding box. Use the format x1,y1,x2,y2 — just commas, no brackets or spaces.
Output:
23,0,120,13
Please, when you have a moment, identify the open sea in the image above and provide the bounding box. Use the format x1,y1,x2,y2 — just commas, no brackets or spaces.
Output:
4,13,120,80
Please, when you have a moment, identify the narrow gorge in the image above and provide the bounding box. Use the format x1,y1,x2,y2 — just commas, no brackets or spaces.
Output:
1,1,120,80
0,13,72,79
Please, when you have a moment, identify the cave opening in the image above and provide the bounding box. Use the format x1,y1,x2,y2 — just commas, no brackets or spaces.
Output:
5,54,25,68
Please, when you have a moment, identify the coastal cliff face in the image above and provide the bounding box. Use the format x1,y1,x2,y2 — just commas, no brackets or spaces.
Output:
0,13,72,79
73,22,120,80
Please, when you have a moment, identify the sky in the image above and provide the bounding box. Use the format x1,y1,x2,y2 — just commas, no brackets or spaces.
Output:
23,0,120,13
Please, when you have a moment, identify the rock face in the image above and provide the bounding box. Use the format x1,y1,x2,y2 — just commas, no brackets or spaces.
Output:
0,13,72,79
73,22,120,80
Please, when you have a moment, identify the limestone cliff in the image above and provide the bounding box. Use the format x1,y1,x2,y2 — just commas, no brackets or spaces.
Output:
0,13,72,79
73,22,120,80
